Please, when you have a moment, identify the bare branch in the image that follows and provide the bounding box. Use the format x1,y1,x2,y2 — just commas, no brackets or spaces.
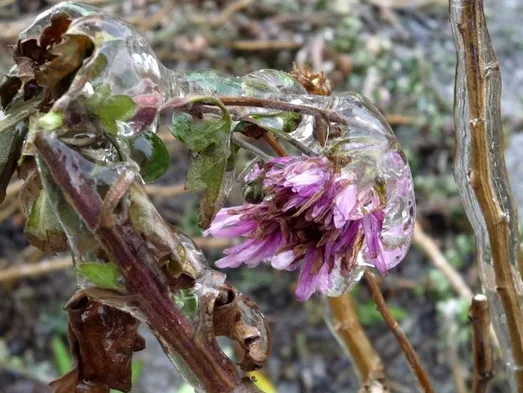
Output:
364,271,434,393
469,294,494,393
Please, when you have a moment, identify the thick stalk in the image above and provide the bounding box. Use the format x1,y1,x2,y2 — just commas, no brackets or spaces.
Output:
469,294,494,393
327,295,384,382
34,133,259,393
449,1,523,390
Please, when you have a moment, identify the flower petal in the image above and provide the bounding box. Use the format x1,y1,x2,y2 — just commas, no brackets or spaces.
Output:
333,184,357,229
271,250,296,270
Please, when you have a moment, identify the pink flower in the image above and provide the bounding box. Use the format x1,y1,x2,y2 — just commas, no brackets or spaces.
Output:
205,155,412,301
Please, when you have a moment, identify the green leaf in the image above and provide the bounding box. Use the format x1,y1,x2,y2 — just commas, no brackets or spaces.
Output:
39,111,64,131
172,288,199,319
51,335,73,375
0,121,26,203
171,113,226,152
129,131,169,183
77,262,125,291
84,84,136,135
175,96,233,228
25,189,68,253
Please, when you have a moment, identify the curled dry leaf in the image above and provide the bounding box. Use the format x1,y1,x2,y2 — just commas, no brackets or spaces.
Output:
18,158,42,216
50,291,145,393
213,282,272,371
290,64,333,96
7,12,94,109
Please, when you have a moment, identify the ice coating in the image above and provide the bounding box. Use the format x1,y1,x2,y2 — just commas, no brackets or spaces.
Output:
267,92,416,271
206,93,415,299
16,3,414,300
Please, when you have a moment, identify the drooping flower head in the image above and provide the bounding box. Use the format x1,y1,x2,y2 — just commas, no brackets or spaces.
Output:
205,150,415,301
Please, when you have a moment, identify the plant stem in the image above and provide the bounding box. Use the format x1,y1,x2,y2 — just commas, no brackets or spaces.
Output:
364,271,434,393
34,133,260,393
469,294,494,393
231,133,273,162
327,294,384,382
215,95,348,125
262,132,287,157
240,116,317,156
450,0,523,389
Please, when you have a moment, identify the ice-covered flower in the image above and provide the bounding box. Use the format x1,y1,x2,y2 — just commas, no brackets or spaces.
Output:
205,154,414,301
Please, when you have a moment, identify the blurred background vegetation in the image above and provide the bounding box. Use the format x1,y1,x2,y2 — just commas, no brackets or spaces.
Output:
1,0,523,392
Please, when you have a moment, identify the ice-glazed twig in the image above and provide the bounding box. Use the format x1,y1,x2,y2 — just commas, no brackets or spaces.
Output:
469,294,494,393
364,271,434,393
449,0,523,389
34,133,261,393
231,134,274,162
327,294,385,383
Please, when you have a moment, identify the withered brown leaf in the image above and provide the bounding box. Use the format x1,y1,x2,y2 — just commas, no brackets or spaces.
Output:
39,13,72,50
35,34,93,89
213,283,272,371
9,12,93,107
50,291,145,393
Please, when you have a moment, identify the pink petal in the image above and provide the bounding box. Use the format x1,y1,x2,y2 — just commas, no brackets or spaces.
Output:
333,184,357,228
296,250,322,301
271,250,296,270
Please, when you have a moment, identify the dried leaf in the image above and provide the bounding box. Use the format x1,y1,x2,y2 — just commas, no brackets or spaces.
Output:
35,34,93,89
77,262,125,291
39,13,72,50
213,283,272,371
18,158,42,216
50,292,145,393
24,189,68,253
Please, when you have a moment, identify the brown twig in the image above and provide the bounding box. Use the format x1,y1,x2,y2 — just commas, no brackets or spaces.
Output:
221,40,302,51
328,294,384,383
469,294,494,393
212,96,348,125
145,183,186,197
450,0,523,388
0,198,19,223
0,256,72,282
0,238,234,283
364,271,434,393
262,132,287,157
413,222,472,299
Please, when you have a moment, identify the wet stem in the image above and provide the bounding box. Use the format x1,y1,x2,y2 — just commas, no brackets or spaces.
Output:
34,133,262,393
